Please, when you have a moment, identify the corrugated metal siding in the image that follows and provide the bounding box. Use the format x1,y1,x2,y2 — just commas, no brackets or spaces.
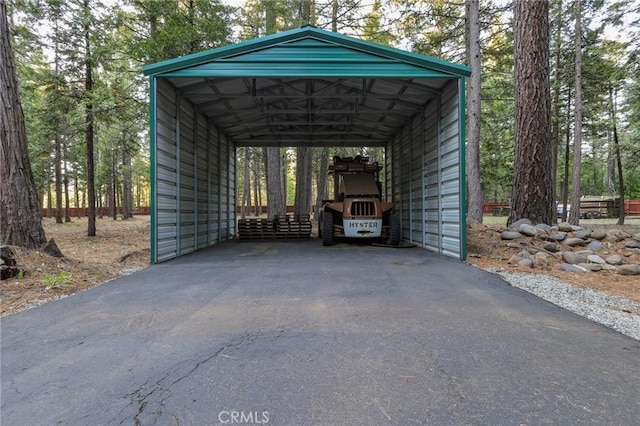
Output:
196,114,209,249
155,79,178,262
388,81,462,259
410,113,424,244
178,98,196,255
153,80,236,263
208,126,220,243
423,101,441,251
437,81,462,258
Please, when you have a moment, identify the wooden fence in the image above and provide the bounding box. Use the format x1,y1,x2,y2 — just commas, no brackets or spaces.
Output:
42,206,150,217
41,201,640,218
482,200,640,217
626,200,640,215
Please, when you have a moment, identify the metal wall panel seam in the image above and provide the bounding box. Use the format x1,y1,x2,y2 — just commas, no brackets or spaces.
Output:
206,120,212,245
421,107,427,248
399,126,404,234
230,145,236,238
193,109,198,250
175,92,182,256
458,78,467,260
409,115,413,243
437,94,443,253
217,126,222,241
149,77,158,264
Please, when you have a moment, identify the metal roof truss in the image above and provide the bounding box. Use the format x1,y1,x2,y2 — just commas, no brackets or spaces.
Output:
166,76,447,147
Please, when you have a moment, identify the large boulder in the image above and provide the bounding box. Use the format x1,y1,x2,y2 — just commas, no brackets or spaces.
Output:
618,264,640,275
564,238,587,247
501,231,523,240
562,252,587,265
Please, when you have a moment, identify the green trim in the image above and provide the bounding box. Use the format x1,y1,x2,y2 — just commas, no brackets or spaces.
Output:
143,25,471,78
149,77,157,264
458,77,468,261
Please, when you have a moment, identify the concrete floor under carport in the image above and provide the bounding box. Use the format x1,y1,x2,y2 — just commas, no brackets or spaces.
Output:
1,241,638,424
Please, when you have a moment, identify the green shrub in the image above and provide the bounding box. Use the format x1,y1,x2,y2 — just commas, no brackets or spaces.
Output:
42,272,72,289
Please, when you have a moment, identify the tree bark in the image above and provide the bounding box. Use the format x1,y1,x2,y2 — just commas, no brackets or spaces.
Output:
123,146,133,219
242,147,250,219
561,90,571,222
84,0,96,235
75,171,81,218
0,1,47,248
550,0,563,207
63,142,71,222
47,185,52,218
54,135,63,223
253,155,261,217
508,0,554,226
568,0,582,225
465,0,483,224
294,146,313,216
315,147,329,219
610,87,624,225
264,147,285,220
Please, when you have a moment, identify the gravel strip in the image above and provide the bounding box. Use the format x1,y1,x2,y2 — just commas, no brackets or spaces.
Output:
485,268,640,341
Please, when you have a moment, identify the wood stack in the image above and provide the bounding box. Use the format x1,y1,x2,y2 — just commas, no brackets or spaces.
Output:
237,215,312,240
237,218,275,240
274,214,312,239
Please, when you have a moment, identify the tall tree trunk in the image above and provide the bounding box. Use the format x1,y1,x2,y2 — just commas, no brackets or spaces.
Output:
508,0,553,226
64,170,70,222
282,149,288,209
465,0,483,224
263,7,284,220
242,147,250,219
264,147,285,220
610,87,624,225
551,0,563,205
315,147,329,220
63,143,71,222
0,1,47,248
253,157,261,217
54,135,63,223
294,146,313,216
123,146,133,219
47,184,53,218
112,152,118,220
561,90,571,222
75,171,81,218
568,0,582,225
84,0,96,236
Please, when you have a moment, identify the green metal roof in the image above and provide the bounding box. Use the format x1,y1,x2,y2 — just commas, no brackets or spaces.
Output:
144,25,470,148
143,25,470,78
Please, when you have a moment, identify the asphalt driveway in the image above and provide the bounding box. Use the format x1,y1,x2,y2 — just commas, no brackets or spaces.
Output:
1,241,639,425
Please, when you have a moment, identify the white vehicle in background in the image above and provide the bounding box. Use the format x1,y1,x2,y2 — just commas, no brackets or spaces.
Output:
556,202,570,218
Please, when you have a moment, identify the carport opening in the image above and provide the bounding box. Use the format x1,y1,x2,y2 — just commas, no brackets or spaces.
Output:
234,148,388,216
144,26,470,263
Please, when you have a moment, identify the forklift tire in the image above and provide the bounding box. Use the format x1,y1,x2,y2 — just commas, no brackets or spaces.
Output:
322,212,334,246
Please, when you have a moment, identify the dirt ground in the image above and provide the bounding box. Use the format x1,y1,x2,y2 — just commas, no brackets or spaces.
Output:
1,216,150,317
467,218,640,304
1,215,638,317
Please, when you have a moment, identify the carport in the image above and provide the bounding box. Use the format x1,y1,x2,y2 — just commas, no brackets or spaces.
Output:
142,25,471,264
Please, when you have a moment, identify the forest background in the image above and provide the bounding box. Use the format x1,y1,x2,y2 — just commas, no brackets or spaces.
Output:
5,0,640,231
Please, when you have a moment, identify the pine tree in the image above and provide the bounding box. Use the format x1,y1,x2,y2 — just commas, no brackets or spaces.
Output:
0,1,47,248
508,0,554,226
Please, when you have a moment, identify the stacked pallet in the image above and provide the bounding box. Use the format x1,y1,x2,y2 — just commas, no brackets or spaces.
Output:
237,218,275,240
274,214,312,239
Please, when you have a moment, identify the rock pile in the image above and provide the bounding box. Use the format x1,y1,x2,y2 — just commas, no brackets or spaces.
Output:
500,219,640,276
